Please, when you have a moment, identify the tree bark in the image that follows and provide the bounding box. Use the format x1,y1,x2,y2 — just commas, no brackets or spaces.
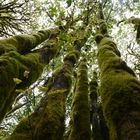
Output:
68,59,91,140
90,72,102,140
0,28,59,55
96,21,140,140
4,34,88,140
0,36,59,123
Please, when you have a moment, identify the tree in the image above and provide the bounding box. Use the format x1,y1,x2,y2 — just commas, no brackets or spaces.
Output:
67,59,91,140
0,0,140,140
0,0,37,36
0,28,60,123
95,3,140,139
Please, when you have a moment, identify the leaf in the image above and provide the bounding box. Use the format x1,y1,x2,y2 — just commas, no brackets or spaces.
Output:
13,78,22,84
49,6,57,17
15,89,25,93
38,86,48,92
23,70,30,78
66,0,72,7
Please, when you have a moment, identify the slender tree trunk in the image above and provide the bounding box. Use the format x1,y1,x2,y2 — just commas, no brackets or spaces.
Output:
95,7,140,139
98,105,109,140
90,72,109,140
68,59,91,140
128,17,140,45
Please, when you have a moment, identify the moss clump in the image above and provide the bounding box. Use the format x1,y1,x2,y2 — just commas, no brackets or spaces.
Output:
68,60,91,140
97,36,140,139
64,50,80,65
0,40,17,55
99,21,108,35
33,89,69,140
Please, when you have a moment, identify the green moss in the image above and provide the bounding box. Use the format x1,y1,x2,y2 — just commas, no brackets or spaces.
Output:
6,50,77,140
64,50,80,65
0,50,45,123
0,30,50,55
68,60,91,140
0,40,17,55
32,88,69,140
97,36,140,139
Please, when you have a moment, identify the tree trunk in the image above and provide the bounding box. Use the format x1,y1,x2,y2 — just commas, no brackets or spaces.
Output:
96,21,140,140
4,35,88,140
0,28,59,55
68,59,91,140
90,72,102,140
0,36,59,123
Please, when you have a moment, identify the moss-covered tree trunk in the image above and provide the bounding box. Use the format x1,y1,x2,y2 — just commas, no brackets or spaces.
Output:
0,33,60,123
90,72,102,140
95,5,140,139
0,28,59,55
128,17,140,45
4,34,88,140
90,72,109,140
98,106,109,140
68,59,91,140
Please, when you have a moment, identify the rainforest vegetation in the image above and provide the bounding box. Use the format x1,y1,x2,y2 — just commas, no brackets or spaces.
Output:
0,0,140,140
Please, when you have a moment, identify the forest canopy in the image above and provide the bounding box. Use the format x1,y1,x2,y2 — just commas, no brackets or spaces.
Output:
0,0,140,140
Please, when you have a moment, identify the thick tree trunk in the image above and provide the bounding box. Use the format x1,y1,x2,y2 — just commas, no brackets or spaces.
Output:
68,59,91,140
0,36,59,123
96,20,140,139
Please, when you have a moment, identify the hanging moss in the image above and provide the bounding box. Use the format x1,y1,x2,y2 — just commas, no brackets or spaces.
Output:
97,35,140,140
68,59,91,140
